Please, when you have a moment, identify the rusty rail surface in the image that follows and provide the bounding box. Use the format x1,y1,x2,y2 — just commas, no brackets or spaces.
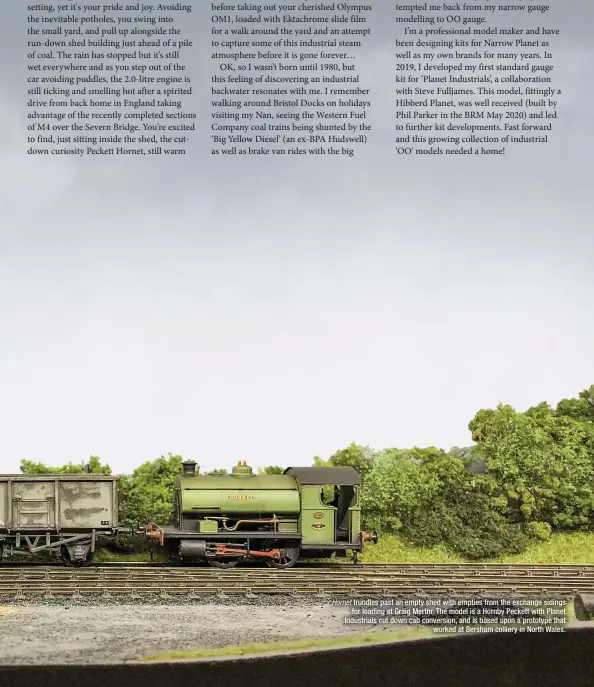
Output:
0,564,593,597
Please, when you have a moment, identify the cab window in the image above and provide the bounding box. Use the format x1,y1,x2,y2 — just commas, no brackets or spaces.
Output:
320,485,338,507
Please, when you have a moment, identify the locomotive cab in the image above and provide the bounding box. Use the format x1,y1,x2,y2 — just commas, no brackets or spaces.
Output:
283,466,377,559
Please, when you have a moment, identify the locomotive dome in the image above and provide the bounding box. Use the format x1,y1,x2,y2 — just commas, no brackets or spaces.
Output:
231,461,253,476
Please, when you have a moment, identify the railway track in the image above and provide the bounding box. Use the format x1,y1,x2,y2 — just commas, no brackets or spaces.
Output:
0,564,593,597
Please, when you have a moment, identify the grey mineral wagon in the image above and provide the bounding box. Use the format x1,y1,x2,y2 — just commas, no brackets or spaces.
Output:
0,474,120,566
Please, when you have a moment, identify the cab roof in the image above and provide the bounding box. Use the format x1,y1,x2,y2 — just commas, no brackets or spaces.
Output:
283,466,360,485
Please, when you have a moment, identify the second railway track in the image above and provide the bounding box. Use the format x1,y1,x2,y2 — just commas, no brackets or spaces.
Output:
0,564,593,597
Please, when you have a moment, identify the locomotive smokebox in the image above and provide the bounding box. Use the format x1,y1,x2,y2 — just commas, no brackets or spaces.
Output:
182,460,198,476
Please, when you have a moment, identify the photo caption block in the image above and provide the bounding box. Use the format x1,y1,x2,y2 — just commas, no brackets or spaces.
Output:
334,596,569,634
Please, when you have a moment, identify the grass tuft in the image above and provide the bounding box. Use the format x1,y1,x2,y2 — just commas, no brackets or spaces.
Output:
358,532,594,565
93,548,169,563
137,628,435,662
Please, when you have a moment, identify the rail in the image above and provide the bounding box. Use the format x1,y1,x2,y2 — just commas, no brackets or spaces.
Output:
0,563,593,597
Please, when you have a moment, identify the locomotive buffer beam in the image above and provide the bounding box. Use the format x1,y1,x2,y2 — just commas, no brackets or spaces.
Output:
145,523,165,547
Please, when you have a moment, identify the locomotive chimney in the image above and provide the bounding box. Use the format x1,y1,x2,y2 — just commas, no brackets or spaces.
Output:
182,460,197,476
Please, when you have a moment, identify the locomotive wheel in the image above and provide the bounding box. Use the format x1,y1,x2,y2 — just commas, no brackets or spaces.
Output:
208,558,239,569
263,541,299,569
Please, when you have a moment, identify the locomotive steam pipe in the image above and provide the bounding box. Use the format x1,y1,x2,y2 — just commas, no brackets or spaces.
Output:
221,517,280,532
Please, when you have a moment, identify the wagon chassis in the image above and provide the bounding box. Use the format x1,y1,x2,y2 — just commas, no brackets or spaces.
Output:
0,529,115,566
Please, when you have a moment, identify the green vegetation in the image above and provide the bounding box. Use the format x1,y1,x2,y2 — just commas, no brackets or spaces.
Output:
359,532,594,565
20,455,111,475
92,547,169,563
316,385,594,559
17,384,594,563
137,628,435,662
87,532,594,566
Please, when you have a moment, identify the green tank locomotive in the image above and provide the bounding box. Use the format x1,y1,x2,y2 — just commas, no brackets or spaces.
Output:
146,461,378,568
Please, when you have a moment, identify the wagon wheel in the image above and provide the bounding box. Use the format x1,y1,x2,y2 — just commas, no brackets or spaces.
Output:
60,546,78,567
208,558,239,569
60,545,93,568
263,541,299,569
